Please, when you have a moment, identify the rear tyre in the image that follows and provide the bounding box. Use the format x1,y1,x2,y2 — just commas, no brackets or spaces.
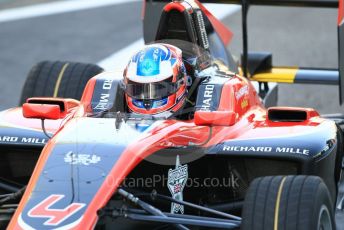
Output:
241,175,335,230
19,61,103,105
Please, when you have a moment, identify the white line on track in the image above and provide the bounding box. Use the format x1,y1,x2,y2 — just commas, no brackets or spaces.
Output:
98,4,241,71
97,38,145,72
0,0,140,23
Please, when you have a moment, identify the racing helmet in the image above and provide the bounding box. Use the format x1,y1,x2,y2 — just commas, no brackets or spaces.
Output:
123,43,187,115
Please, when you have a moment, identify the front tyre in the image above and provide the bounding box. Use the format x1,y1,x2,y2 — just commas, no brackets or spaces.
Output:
19,61,103,105
241,175,335,230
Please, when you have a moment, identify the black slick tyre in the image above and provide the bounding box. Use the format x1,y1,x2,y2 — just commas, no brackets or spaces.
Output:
19,61,103,105
241,175,335,230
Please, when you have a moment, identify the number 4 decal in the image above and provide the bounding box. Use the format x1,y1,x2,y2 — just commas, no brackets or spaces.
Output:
28,195,85,226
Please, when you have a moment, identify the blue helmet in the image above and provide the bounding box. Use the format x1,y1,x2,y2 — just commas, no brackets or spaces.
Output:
123,43,187,115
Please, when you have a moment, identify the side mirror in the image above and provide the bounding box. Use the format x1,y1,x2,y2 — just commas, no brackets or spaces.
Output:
194,110,237,126
23,103,61,120
22,97,80,120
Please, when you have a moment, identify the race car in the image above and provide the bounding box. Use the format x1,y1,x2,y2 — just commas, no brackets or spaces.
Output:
0,0,343,229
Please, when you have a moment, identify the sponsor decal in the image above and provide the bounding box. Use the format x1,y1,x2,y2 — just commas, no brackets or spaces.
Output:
241,99,248,109
235,85,248,100
200,84,215,111
93,81,113,110
168,155,188,214
0,136,46,144
64,151,101,165
28,194,85,226
94,94,110,110
0,136,17,142
222,145,310,156
196,83,224,112
93,79,114,111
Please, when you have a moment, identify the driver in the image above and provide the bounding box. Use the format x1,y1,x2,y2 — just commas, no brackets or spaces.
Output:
122,43,188,115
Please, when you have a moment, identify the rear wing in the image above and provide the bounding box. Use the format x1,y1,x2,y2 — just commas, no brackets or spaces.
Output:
143,0,344,104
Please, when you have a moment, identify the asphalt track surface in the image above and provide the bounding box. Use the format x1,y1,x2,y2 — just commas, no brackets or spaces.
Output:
0,0,343,228
0,0,60,10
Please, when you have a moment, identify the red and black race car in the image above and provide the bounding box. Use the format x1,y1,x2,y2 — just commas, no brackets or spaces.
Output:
0,0,343,229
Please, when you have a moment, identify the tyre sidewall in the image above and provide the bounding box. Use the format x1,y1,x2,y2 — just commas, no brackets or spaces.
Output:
311,182,335,230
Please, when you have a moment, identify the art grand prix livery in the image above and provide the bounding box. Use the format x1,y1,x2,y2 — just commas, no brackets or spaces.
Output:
0,0,343,229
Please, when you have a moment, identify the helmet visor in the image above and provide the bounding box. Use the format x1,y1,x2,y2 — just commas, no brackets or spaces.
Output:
123,79,183,100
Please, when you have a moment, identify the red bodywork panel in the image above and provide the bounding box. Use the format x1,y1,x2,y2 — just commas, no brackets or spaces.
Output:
194,110,237,126
164,1,187,12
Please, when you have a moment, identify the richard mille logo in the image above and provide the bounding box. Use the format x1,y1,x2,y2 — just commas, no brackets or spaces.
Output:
222,145,310,155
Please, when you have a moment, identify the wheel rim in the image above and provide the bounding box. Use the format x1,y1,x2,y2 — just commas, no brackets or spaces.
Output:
318,205,333,230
